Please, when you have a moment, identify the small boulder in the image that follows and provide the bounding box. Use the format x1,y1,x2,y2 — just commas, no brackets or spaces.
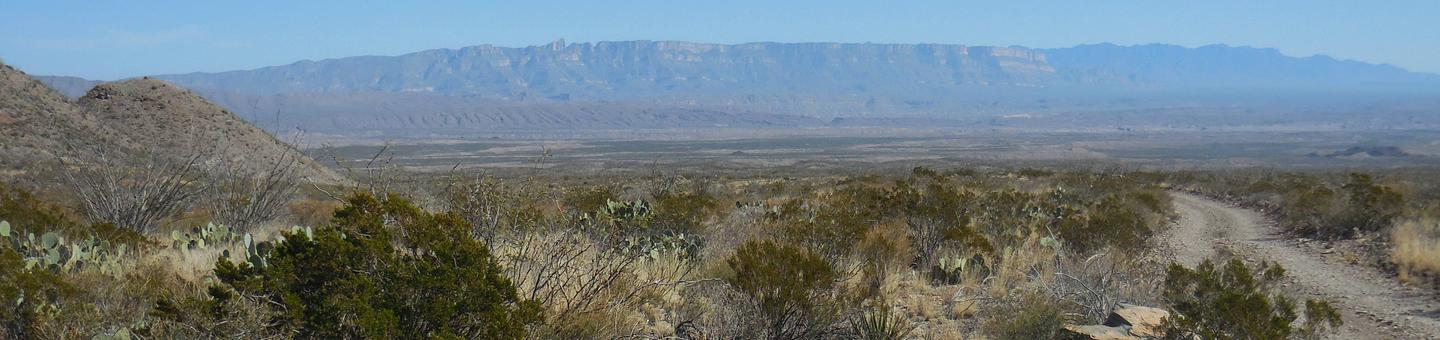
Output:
1105,304,1170,338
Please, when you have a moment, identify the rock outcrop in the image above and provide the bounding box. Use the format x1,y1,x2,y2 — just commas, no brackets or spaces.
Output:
1063,304,1170,340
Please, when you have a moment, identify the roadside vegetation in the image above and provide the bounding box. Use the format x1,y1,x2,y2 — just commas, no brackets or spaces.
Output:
0,158,1370,338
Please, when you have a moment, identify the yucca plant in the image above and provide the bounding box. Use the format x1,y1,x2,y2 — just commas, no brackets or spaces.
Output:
848,303,916,340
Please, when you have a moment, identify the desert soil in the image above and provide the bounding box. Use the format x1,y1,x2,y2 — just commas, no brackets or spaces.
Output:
1164,192,1440,339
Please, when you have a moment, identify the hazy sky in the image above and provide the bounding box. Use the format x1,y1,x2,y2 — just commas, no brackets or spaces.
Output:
3,0,1438,80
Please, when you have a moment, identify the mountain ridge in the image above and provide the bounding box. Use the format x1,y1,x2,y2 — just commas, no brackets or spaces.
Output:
34,41,1440,136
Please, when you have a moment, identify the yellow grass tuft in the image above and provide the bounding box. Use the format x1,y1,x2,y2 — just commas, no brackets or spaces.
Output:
1392,217,1440,283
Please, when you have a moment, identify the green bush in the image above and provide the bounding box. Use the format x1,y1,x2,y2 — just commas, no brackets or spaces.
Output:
1060,195,1154,254
1336,173,1403,236
1159,259,1341,339
562,185,616,212
726,239,845,339
213,192,542,338
650,190,720,236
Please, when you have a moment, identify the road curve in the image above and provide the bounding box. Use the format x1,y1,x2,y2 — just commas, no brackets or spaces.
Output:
1164,192,1440,339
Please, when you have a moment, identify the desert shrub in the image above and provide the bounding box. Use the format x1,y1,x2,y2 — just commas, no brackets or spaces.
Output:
856,219,913,296
562,185,616,212
206,155,301,232
1159,259,1341,339
776,183,893,263
1279,184,1338,235
148,284,277,338
1333,173,1403,236
60,153,211,234
889,178,991,273
0,183,147,247
0,183,77,236
1044,252,1165,323
0,245,69,338
981,291,1070,340
449,176,547,243
650,190,720,236
1177,171,1407,240
213,192,541,338
288,198,340,227
494,230,692,338
1060,195,1154,254
726,239,847,339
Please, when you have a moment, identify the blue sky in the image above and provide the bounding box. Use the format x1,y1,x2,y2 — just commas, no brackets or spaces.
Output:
3,0,1438,80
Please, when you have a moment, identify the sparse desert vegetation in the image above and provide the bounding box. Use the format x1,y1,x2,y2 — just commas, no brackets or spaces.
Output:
5,157,1395,338
4,3,1439,337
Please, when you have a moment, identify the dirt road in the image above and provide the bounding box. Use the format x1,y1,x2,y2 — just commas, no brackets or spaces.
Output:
1165,192,1440,339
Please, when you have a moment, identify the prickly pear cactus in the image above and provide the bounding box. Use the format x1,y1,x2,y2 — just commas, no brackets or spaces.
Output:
0,221,133,276
171,223,242,250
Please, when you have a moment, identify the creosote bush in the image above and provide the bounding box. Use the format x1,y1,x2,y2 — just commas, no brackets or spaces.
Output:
726,239,847,339
1160,259,1341,339
212,192,542,338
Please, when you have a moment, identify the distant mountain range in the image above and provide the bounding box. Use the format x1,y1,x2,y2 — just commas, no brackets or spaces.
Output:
38,41,1440,136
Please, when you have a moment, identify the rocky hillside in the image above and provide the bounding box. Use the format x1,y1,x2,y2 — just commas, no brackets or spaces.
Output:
76,78,342,182
0,64,133,168
1,63,340,182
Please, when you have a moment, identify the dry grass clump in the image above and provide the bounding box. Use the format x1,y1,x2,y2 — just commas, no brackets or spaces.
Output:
1393,217,1440,283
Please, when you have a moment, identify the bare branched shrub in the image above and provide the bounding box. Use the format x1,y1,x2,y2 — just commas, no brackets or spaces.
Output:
316,142,410,201
495,230,692,338
207,150,301,231
450,176,546,244
60,152,210,234
1043,251,1163,323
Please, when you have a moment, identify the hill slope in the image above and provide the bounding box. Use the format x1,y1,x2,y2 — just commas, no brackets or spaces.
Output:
76,78,342,182
2,63,341,182
0,64,134,168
